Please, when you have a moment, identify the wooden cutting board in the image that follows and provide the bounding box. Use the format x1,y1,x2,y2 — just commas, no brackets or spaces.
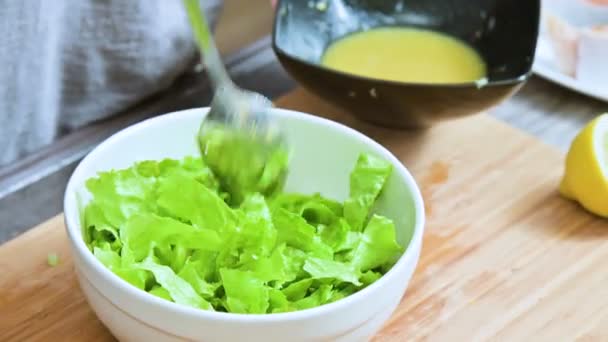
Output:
2,88,607,342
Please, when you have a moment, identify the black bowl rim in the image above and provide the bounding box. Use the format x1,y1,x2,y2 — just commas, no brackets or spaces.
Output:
271,0,540,89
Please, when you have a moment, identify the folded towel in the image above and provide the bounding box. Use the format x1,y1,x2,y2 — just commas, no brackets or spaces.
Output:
0,0,221,166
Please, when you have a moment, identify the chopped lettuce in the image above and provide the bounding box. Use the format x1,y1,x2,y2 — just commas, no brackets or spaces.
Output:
157,173,236,232
268,288,291,313
303,257,361,286
47,253,59,267
344,153,393,231
177,261,218,298
282,278,314,301
294,284,335,310
149,285,173,301
137,255,213,310
220,268,269,314
83,152,405,314
350,215,404,272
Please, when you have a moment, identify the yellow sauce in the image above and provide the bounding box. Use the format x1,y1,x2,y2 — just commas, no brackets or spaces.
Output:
321,27,487,84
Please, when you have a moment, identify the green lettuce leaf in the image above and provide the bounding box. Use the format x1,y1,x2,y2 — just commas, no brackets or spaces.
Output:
119,213,222,262
149,285,173,301
93,246,149,290
272,208,333,259
317,218,359,253
93,246,121,269
241,244,298,285
281,278,313,301
235,194,277,263
188,250,220,282
300,201,341,226
271,193,342,223
157,173,236,231
268,288,291,313
303,257,361,286
84,201,121,250
360,270,383,286
343,154,392,231
294,285,334,310
85,166,157,228
220,268,269,314
351,215,404,272
178,260,218,298
213,194,278,270
137,256,213,310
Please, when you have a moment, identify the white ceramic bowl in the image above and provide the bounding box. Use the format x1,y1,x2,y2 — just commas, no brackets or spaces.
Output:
64,108,425,342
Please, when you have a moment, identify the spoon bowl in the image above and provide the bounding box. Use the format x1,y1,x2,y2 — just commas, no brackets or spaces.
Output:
183,0,280,141
183,0,288,200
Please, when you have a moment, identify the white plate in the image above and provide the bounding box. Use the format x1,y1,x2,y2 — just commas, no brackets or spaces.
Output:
533,36,608,102
532,0,608,102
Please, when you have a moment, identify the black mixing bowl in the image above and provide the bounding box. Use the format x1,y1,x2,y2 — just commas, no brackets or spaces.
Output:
272,0,540,128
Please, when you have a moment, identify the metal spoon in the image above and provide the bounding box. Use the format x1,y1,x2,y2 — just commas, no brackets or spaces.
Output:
182,0,280,143
183,0,287,204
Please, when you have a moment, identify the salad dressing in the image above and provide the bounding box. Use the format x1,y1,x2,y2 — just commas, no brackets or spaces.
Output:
321,27,487,84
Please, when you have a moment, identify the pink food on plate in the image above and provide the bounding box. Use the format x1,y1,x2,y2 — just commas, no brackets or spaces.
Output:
544,0,608,91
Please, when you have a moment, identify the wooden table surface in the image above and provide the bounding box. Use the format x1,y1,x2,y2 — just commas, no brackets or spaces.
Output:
491,76,607,152
2,87,608,341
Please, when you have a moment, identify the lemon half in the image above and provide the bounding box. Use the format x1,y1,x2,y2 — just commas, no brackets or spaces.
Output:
560,113,608,217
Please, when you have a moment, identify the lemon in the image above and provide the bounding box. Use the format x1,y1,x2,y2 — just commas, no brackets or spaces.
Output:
559,113,608,217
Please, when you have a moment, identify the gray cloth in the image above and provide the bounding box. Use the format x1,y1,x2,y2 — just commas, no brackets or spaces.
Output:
0,0,221,166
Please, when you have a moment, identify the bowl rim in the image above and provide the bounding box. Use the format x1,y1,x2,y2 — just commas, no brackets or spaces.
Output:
271,0,540,88
64,107,426,324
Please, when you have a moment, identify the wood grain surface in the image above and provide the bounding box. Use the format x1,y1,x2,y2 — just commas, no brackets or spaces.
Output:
2,88,607,341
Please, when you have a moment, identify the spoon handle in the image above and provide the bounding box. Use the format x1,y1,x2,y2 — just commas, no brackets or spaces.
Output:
182,0,233,89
